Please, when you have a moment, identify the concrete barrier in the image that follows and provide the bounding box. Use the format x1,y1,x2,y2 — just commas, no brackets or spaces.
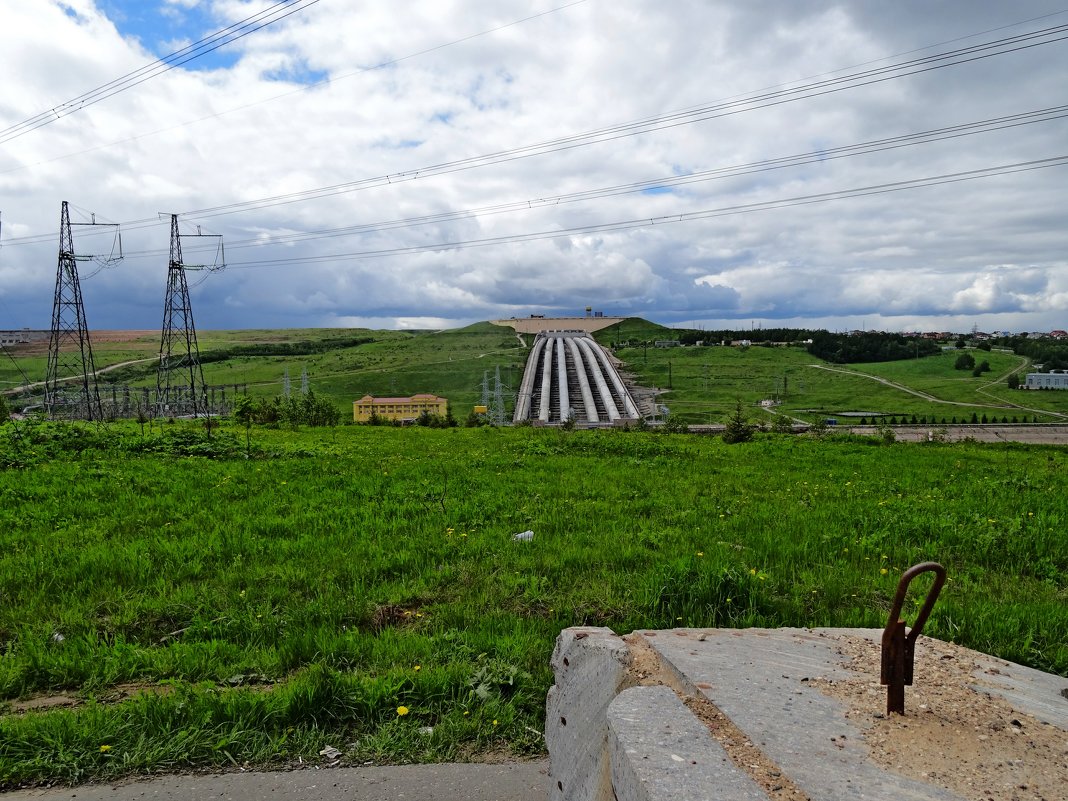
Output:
546,627,1068,801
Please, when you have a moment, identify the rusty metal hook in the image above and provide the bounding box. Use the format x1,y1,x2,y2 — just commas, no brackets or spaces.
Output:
880,561,946,715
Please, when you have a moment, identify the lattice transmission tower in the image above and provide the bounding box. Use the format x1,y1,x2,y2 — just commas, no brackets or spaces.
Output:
44,201,121,420
156,214,223,417
490,365,509,426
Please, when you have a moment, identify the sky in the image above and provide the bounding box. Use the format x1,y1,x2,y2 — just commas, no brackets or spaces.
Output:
1,0,1067,333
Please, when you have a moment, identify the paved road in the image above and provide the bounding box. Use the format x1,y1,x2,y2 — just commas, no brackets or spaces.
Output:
3,761,550,801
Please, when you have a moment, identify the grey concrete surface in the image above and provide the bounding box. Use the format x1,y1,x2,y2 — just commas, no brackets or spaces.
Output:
644,628,964,801
607,686,765,801
545,627,634,801
1,761,549,801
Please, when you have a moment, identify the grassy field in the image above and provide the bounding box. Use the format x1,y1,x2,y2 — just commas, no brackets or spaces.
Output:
2,324,525,416
6,320,1068,424
602,338,1068,424
0,419,1065,786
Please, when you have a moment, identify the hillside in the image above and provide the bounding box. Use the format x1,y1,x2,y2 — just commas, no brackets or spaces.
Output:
4,320,1068,423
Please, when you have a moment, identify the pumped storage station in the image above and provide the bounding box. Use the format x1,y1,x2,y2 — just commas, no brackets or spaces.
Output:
513,331,641,426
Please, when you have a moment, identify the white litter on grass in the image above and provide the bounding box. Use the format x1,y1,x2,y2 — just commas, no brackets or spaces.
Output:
512,530,534,542
418,726,434,736
318,745,341,760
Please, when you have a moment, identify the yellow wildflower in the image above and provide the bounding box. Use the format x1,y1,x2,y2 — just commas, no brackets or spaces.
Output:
397,706,409,716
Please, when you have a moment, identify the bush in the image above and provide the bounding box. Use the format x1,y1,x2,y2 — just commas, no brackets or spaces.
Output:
954,353,975,370
660,414,688,434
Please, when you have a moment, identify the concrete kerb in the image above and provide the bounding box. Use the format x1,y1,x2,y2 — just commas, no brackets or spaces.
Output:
545,627,636,801
607,685,767,801
546,626,1068,801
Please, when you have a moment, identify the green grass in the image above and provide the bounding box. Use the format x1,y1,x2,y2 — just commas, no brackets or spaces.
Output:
7,321,1068,425
609,339,1068,424
0,419,1065,786
2,324,525,417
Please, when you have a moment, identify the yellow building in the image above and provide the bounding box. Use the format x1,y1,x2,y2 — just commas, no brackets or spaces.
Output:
353,393,448,423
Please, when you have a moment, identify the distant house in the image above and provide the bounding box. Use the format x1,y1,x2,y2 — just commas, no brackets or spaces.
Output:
1050,330,1068,339
353,393,448,423
1024,372,1068,390
654,340,680,348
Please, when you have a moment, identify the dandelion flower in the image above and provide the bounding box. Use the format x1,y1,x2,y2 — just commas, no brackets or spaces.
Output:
880,568,888,575
492,720,498,726
414,665,421,671
99,745,112,753
749,568,757,575
397,706,409,716
696,551,704,557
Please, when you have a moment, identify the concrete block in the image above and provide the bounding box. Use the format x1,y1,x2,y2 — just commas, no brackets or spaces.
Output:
546,627,635,801
608,686,767,801
644,628,964,800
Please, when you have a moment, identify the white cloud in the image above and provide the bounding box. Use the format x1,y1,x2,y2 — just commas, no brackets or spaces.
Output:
1,0,1066,334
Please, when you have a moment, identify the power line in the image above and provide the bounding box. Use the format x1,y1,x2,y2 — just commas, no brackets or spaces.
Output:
219,155,1068,268
3,20,1066,246
111,103,1068,259
0,0,589,177
0,0,321,145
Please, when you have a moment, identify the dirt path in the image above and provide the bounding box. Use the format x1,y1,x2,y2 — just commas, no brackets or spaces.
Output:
1,358,155,396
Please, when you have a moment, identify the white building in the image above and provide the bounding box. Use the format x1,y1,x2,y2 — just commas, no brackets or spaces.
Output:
1025,371,1068,390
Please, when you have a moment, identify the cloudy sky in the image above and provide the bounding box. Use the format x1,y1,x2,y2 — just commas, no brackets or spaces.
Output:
1,0,1066,333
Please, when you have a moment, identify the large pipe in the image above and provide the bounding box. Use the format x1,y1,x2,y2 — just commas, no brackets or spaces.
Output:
538,337,554,422
513,334,547,422
576,336,620,420
566,337,599,422
591,341,640,419
555,336,570,422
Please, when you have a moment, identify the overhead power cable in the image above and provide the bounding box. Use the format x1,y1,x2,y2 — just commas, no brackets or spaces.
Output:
117,103,1067,258
0,0,320,146
218,155,1068,268
0,0,589,177
3,20,1066,247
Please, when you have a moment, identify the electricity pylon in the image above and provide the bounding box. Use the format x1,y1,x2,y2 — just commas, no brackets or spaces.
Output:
44,201,121,420
490,365,508,426
156,214,223,417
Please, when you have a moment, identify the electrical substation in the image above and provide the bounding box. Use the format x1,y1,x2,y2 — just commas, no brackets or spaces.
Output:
3,202,234,420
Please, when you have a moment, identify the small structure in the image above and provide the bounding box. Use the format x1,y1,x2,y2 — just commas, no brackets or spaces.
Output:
1025,371,1068,390
353,393,447,423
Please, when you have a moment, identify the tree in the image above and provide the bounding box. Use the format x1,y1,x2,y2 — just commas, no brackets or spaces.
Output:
1007,373,1021,390
955,338,966,349
722,402,755,443
0,394,10,425
954,353,975,370
231,395,255,455
977,341,992,351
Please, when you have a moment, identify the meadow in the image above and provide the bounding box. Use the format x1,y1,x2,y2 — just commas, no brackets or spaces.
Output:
6,320,1068,426
0,419,1065,786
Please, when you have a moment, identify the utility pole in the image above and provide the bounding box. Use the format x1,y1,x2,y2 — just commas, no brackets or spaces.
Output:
156,214,223,417
282,368,291,397
44,201,121,420
300,366,309,395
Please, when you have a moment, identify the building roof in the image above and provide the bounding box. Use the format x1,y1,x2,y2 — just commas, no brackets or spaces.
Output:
354,394,446,404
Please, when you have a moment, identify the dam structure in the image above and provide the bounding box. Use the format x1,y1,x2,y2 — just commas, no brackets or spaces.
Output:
514,331,641,426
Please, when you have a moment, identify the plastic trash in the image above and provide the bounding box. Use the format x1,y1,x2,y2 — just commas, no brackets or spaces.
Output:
512,530,534,542
319,745,341,760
